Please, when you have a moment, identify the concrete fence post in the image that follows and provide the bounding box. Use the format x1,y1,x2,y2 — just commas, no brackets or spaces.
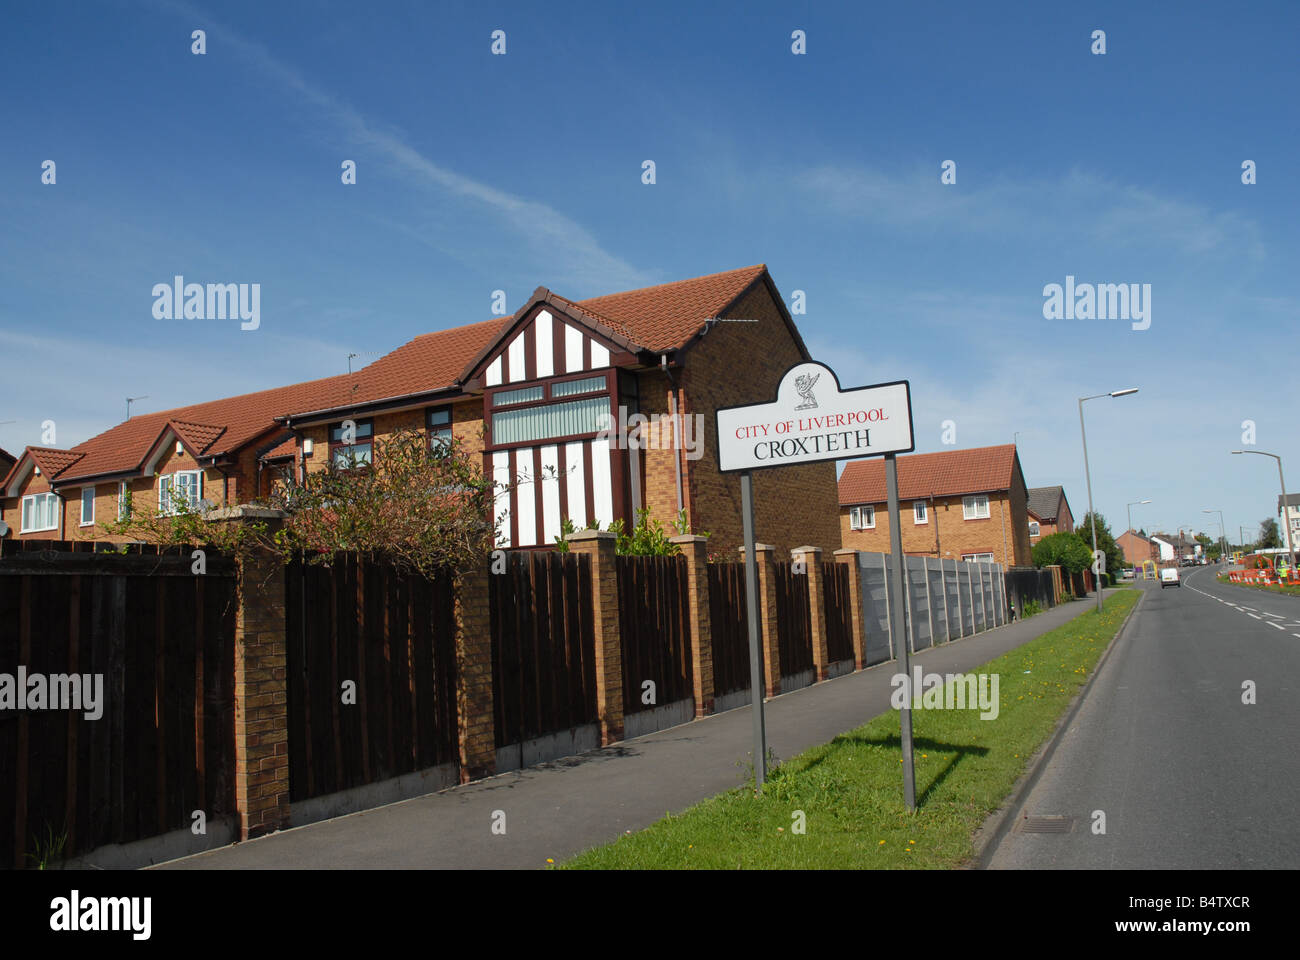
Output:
453,559,496,783
569,530,624,744
833,549,865,669
670,534,714,717
792,546,827,680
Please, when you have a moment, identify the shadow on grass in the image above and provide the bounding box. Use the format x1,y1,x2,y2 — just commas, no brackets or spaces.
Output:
817,733,990,808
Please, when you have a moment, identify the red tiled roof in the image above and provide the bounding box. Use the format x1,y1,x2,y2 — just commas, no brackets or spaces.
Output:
574,264,767,353
261,437,297,460
55,374,353,483
839,445,1020,505
169,419,227,455
28,446,86,480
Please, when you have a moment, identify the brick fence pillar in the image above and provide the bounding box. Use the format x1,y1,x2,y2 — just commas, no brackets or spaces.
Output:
670,534,713,717
569,531,623,744
454,560,496,783
739,543,780,698
834,548,865,670
793,546,828,680
233,550,290,839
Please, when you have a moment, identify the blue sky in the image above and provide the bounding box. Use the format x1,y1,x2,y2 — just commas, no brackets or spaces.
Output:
2,0,1297,545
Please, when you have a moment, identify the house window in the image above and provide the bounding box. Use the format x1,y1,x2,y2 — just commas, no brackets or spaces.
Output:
428,406,453,453
330,418,373,469
491,395,609,446
118,481,130,520
492,386,544,407
850,505,875,530
963,552,995,562
551,375,607,398
963,495,990,520
1028,520,1040,537
80,487,95,526
913,501,928,524
159,470,202,515
20,493,59,533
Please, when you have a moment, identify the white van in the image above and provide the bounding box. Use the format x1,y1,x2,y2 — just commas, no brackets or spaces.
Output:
1160,567,1181,589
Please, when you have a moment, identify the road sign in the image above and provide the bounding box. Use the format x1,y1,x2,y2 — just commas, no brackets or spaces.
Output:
716,361,915,802
716,363,914,473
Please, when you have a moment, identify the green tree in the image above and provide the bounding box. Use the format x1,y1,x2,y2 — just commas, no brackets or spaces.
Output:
1258,518,1282,549
1032,531,1093,573
1074,511,1125,577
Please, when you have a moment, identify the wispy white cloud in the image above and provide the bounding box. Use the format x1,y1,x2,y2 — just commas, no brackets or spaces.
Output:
152,0,649,293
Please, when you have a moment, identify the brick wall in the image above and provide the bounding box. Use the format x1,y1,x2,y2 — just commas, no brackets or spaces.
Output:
676,282,842,558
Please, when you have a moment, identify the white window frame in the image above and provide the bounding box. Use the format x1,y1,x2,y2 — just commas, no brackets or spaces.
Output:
850,505,875,530
963,494,990,520
913,501,928,524
1028,520,1040,537
159,470,202,515
20,492,60,533
962,552,995,562
80,487,95,526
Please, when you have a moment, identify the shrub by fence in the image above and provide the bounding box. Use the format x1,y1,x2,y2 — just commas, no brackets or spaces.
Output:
0,541,237,869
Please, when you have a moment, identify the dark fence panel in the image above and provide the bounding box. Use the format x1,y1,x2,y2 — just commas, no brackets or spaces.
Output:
773,564,814,680
286,552,459,803
1005,567,1057,618
707,563,751,700
617,555,693,715
822,563,855,664
490,552,597,746
0,541,236,869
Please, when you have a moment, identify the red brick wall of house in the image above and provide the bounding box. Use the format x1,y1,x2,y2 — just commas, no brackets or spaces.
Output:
675,282,842,558
840,485,1033,568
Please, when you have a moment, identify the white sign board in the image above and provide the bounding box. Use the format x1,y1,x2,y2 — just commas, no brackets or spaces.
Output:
715,362,914,473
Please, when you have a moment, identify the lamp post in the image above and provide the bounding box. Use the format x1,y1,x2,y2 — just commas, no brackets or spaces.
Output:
1203,509,1226,562
1079,388,1139,612
1126,498,1152,535
1231,450,1295,576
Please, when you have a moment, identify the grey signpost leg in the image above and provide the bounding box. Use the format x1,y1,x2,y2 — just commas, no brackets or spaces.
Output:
886,455,916,811
740,470,767,791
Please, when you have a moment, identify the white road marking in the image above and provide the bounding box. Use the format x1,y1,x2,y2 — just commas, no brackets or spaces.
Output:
1248,613,1262,620
1268,622,1285,631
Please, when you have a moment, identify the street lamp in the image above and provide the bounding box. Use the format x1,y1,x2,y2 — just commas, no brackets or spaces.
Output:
1126,499,1152,535
1080,388,1139,612
1231,450,1296,575
1203,509,1226,563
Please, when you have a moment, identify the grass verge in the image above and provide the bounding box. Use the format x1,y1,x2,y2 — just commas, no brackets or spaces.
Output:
561,589,1138,870
1215,574,1300,597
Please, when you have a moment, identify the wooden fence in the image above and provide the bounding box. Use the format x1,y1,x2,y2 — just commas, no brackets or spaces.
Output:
707,562,751,700
490,552,598,748
616,555,693,715
0,541,237,869
285,552,460,803
773,563,814,682
822,562,855,665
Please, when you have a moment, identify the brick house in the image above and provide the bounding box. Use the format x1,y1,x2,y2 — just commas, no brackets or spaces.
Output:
279,265,841,557
838,443,1033,567
1117,529,1158,568
1026,484,1074,543
3,265,841,557
0,375,350,542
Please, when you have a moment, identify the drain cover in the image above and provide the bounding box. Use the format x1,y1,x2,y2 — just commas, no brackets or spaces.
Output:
1017,815,1074,834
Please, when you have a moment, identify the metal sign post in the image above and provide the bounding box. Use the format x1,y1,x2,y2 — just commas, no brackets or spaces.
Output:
740,470,767,789
886,454,916,810
715,361,915,804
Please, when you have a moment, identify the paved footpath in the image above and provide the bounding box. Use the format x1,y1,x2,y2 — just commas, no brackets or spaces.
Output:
158,593,1101,870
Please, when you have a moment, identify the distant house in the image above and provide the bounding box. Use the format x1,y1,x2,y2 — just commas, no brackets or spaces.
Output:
838,443,1033,567
1117,529,1158,567
1278,494,1300,547
1026,484,1074,543
1150,531,1199,564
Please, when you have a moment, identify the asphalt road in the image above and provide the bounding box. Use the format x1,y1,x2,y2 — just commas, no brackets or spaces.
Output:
987,568,1300,869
